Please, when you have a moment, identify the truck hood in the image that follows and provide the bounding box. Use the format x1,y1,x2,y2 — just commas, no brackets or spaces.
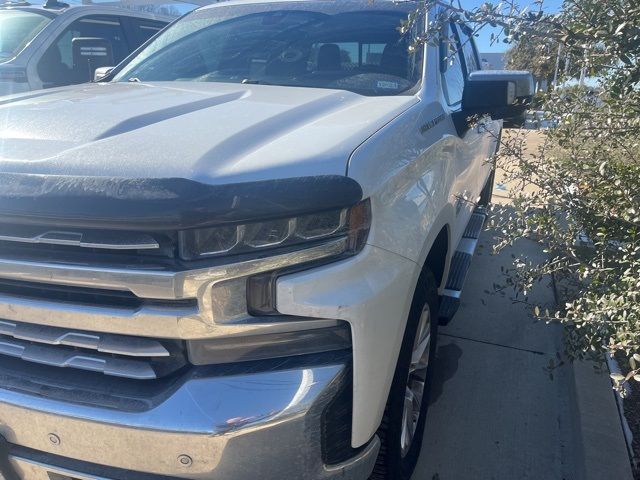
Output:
0,82,417,184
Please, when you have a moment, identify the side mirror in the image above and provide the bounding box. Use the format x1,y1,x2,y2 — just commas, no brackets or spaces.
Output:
462,70,534,127
71,37,114,83
94,66,114,82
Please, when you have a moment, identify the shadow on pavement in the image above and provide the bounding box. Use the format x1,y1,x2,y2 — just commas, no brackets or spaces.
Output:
429,342,463,406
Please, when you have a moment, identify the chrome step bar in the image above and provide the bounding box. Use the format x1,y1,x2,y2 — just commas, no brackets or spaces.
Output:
439,207,487,324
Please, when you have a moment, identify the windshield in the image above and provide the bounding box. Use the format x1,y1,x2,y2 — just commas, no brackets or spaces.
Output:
114,2,423,96
0,10,52,62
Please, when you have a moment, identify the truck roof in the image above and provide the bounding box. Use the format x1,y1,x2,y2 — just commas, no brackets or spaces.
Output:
199,0,422,13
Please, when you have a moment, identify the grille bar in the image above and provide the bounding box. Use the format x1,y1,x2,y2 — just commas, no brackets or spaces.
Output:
0,225,160,250
0,320,170,357
0,337,157,380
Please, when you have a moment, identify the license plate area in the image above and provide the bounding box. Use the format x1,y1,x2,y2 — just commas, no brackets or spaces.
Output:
6,453,107,480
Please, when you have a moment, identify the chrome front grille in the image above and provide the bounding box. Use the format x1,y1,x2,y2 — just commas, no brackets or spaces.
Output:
0,320,184,380
0,224,177,266
0,223,188,381
0,224,161,250
0,218,347,386
0,320,170,357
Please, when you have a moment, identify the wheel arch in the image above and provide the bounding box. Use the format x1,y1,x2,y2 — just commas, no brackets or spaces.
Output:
416,205,455,292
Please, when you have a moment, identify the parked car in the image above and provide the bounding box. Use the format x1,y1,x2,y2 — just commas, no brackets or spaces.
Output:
0,1,532,479
0,0,171,95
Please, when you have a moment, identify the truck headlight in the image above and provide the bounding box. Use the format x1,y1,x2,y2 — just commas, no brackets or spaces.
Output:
178,200,371,261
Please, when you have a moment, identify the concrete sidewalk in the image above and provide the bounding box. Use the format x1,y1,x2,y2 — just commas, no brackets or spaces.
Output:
412,231,633,480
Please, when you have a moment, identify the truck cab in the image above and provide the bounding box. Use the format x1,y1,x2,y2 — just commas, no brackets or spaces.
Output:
0,1,532,479
0,0,171,95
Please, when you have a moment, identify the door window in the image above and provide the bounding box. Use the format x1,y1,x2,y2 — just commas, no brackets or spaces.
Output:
128,19,166,46
38,15,129,87
455,23,480,73
440,23,465,106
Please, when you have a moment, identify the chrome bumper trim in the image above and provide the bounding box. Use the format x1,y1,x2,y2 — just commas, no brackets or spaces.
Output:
0,239,346,340
0,291,338,340
8,439,380,480
0,359,377,479
0,238,346,300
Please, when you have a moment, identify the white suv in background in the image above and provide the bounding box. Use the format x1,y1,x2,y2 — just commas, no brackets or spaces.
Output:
0,0,171,96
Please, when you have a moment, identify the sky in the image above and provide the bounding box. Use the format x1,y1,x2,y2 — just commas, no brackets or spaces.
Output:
459,0,564,53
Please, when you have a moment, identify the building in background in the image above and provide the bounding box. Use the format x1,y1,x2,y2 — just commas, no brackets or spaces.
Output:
480,52,506,70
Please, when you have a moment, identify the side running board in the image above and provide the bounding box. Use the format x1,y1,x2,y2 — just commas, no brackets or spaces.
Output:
438,207,487,325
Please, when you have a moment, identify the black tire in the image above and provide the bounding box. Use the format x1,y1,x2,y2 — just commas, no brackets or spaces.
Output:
370,270,439,480
479,168,496,206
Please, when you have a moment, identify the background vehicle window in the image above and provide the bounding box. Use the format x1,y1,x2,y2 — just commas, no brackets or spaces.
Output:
455,23,479,73
38,15,129,87
128,19,165,45
0,11,52,62
440,23,465,106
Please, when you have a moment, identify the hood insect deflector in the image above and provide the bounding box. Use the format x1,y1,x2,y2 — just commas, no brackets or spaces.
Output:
0,174,363,231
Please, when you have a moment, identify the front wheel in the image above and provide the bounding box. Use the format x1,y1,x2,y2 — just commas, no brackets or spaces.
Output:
370,270,439,480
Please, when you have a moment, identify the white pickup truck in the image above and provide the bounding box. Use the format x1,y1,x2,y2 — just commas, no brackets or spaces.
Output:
0,1,533,479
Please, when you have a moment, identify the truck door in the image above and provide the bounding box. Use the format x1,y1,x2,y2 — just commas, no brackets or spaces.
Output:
440,21,484,245
454,22,498,198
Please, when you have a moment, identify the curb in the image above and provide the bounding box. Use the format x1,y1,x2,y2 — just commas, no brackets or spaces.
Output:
573,360,634,480
606,355,637,471
552,272,634,479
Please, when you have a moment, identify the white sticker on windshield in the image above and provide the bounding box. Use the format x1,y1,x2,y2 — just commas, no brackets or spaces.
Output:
377,80,399,90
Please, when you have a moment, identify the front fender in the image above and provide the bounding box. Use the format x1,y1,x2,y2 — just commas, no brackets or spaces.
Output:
276,244,420,448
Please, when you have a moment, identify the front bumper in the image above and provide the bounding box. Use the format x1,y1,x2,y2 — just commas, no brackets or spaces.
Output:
0,355,378,480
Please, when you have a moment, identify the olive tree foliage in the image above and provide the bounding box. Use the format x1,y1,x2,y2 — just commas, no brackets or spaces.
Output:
404,0,640,392
504,37,561,89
